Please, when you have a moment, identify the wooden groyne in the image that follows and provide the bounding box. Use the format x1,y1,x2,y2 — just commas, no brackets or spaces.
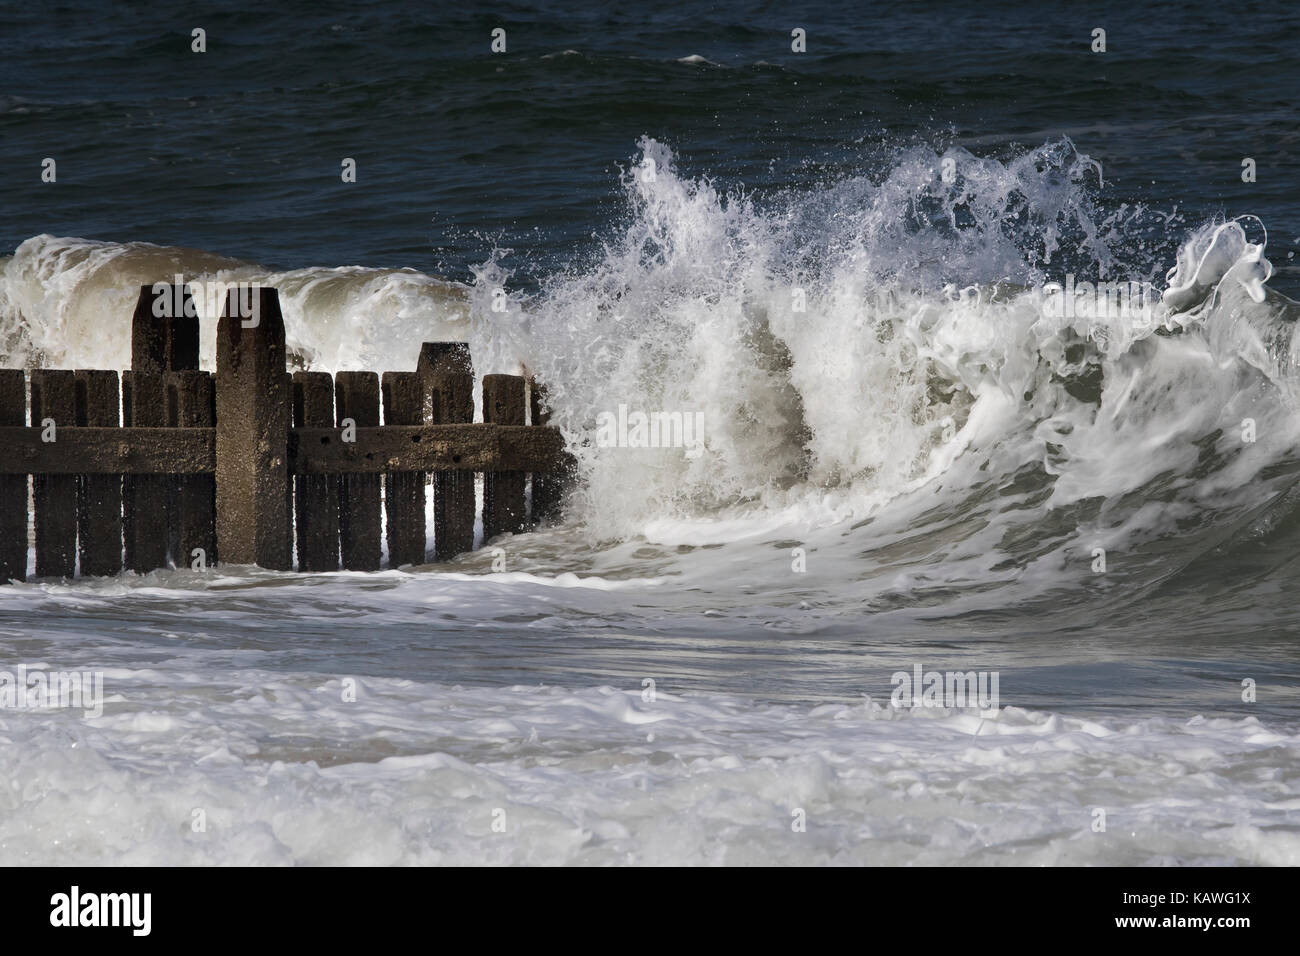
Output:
0,284,569,582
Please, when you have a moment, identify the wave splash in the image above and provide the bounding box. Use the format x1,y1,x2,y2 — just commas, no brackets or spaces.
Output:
500,138,1294,580
3,138,1297,609
0,238,469,373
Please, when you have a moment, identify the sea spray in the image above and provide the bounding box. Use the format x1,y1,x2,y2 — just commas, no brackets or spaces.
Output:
497,138,1289,564
1,138,1295,609
0,237,469,371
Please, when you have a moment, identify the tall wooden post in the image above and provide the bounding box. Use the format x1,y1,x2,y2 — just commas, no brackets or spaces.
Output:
381,371,427,567
529,382,565,523
0,374,26,582
123,371,168,571
75,370,122,576
0,371,27,582
482,373,527,540
171,370,216,568
293,371,339,571
30,370,77,577
215,287,291,569
126,283,200,572
420,343,475,560
335,372,381,571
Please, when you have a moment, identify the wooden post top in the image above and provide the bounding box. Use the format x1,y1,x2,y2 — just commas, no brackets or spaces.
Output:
417,341,472,378
216,285,286,357
132,283,199,373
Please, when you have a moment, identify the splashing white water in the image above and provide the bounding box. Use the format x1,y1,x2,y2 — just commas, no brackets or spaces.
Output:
0,236,470,372
3,139,1299,868
466,138,1295,575
1,138,1295,593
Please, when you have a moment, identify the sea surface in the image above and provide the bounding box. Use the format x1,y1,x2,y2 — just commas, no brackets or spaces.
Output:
1,1,1298,864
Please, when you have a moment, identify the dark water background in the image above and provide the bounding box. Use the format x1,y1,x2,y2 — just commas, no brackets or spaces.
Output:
2,0,1297,293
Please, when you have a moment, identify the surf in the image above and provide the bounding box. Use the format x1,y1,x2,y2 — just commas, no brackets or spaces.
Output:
2,136,1297,620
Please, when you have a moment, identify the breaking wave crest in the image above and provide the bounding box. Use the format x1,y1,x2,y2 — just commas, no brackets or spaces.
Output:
3,138,1298,612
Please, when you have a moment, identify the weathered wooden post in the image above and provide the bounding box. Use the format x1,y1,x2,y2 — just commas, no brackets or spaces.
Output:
123,370,168,571
529,382,565,523
215,287,291,569
30,370,77,577
420,343,475,560
334,372,381,570
381,371,427,567
292,371,339,571
75,369,122,576
132,281,199,374
170,370,216,568
0,370,26,581
482,373,527,540
126,284,200,572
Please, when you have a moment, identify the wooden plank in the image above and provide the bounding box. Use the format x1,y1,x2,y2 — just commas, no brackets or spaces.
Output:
0,427,212,474
421,343,476,561
131,281,200,571
30,370,77,577
482,374,527,541
429,372,476,559
164,377,181,564
0,424,563,476
0,370,27,582
121,372,134,566
124,372,169,572
292,372,339,571
215,287,291,569
170,371,215,568
335,371,381,571
382,372,427,567
75,370,122,576
133,283,199,373
529,382,565,524
288,424,563,474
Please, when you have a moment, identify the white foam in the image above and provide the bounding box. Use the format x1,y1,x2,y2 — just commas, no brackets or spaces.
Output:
1,667,1295,865
3,139,1298,865
0,235,470,373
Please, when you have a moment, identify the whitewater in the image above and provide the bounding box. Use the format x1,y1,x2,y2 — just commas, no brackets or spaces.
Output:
2,139,1298,865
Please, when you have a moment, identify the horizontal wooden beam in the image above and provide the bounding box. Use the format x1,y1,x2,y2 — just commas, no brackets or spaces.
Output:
0,427,213,474
0,424,567,475
289,424,566,474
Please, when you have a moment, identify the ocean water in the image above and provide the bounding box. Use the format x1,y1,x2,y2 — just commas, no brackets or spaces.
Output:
1,1,1299,865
